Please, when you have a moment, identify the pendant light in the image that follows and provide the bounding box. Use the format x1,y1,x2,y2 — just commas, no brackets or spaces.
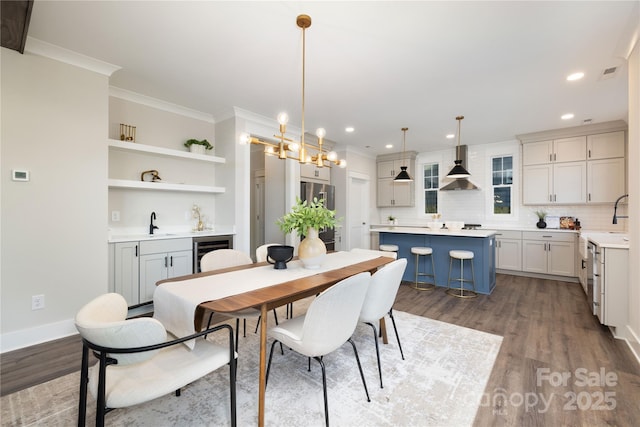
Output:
446,116,471,178
394,127,413,182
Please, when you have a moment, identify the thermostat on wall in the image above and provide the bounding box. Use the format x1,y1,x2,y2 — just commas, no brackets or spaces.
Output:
12,170,30,181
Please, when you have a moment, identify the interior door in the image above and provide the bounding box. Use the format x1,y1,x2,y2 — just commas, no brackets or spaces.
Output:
348,175,370,250
254,176,266,248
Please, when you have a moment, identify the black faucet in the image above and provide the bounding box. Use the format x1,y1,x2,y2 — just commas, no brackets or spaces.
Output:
149,211,159,234
612,194,629,224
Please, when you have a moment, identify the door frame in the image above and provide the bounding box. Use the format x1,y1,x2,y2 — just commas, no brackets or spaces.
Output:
346,171,371,250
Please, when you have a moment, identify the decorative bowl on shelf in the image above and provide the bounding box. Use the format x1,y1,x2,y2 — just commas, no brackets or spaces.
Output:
445,221,465,231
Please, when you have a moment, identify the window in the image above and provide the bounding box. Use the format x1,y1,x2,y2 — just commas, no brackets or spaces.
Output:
492,156,512,214
423,163,439,214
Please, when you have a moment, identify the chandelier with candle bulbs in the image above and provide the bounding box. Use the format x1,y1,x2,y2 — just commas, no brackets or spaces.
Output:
239,14,346,168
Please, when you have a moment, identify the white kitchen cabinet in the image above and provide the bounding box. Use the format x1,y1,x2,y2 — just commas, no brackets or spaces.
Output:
522,161,586,204
376,154,416,207
597,247,629,329
522,136,586,166
377,160,410,178
494,230,522,271
377,179,413,207
112,241,140,306
522,231,575,277
587,158,626,203
139,238,192,304
139,250,192,303
587,131,625,160
300,163,330,182
111,238,192,306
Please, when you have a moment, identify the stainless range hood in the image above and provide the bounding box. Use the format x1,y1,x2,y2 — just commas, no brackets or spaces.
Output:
440,145,480,191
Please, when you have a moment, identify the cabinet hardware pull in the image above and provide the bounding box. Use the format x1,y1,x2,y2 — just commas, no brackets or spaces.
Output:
170,256,173,267
135,245,138,257
549,153,552,162
588,149,591,158
588,193,591,201
164,256,168,268
542,235,552,238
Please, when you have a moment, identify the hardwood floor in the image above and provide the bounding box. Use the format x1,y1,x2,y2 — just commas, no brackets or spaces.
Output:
2,273,639,425
394,274,640,426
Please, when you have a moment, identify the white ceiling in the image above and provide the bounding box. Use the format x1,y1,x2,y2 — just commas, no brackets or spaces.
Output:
25,1,637,155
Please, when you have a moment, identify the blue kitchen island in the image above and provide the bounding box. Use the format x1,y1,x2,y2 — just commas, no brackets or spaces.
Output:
372,226,497,294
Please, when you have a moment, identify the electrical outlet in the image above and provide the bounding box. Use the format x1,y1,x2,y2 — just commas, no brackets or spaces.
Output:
32,294,45,310
111,210,120,222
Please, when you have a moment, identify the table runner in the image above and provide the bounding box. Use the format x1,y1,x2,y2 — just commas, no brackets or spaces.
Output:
153,250,381,348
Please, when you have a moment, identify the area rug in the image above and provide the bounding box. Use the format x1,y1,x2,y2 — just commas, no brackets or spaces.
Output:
1,311,502,426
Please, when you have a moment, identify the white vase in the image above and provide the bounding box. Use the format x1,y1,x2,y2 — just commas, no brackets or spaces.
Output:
298,227,327,269
189,144,206,155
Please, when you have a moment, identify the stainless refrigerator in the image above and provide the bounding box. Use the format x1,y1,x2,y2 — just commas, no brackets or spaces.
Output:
300,181,335,251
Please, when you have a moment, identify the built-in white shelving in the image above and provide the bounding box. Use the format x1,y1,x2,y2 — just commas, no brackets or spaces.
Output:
108,139,225,164
108,179,225,194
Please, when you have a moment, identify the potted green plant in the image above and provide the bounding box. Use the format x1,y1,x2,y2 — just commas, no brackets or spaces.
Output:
184,138,213,155
387,215,397,225
535,209,547,229
277,197,338,269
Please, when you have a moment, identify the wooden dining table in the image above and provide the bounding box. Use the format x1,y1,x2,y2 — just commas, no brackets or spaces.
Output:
155,251,393,427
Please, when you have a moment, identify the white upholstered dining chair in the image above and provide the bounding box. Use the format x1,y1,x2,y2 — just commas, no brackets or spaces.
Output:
255,243,278,263
265,272,372,426
75,293,236,427
358,258,407,388
200,249,279,350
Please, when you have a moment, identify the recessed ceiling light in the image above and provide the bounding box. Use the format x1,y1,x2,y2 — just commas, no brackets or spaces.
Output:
567,72,584,81
446,134,455,139
345,127,355,133
561,113,574,120
385,144,393,149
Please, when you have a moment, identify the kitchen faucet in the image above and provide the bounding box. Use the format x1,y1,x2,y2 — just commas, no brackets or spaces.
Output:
149,211,159,234
612,194,629,224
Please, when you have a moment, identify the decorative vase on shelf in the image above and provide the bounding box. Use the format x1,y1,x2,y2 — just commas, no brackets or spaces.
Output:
536,220,547,229
189,144,206,155
298,227,326,269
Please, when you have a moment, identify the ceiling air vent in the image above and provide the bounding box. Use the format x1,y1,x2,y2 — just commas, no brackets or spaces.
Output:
600,66,618,80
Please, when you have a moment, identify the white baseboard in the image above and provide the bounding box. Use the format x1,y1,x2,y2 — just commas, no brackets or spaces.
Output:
0,319,77,354
624,325,640,367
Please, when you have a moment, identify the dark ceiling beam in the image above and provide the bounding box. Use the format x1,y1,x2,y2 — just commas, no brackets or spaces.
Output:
1,0,34,54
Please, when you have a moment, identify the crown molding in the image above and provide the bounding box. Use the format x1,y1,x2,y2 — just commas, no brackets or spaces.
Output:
109,86,215,123
25,37,120,76
516,120,628,143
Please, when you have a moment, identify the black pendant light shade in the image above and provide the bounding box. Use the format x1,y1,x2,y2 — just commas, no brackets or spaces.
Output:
394,127,413,182
447,160,470,178
446,116,471,179
394,166,413,181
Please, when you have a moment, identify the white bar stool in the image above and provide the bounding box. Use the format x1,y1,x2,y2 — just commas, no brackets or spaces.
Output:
410,246,436,291
446,250,477,298
379,244,399,257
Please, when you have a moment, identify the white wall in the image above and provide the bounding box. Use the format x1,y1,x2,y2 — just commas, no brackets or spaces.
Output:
625,40,639,359
1,48,109,351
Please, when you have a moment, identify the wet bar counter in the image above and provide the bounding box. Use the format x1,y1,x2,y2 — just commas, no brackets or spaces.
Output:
371,227,497,294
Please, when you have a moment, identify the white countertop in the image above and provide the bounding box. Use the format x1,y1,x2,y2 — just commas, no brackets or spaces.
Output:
370,226,496,238
370,223,578,234
108,229,234,243
581,231,630,249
